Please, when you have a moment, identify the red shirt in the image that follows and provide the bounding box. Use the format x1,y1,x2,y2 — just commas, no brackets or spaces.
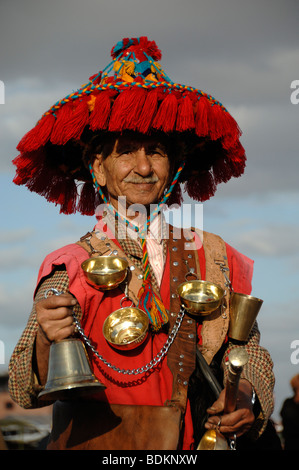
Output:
35,229,253,449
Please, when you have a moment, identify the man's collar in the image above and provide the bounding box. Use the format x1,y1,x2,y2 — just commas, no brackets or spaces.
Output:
101,207,167,245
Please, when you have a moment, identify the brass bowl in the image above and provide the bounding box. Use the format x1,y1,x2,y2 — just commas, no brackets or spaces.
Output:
177,280,225,316
81,256,128,290
103,307,149,350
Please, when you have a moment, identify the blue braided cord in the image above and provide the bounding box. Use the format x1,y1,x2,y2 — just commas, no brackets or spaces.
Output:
112,38,135,56
143,52,173,84
139,290,151,314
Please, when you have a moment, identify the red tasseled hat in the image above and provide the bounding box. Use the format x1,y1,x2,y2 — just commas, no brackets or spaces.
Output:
13,36,246,215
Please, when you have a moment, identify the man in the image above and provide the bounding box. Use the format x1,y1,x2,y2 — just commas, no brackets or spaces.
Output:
9,37,275,450
280,374,299,450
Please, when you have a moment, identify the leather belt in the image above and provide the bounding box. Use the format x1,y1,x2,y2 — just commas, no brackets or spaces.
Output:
166,227,199,413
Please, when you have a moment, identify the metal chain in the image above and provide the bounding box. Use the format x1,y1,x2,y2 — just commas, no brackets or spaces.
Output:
72,308,185,375
45,288,185,376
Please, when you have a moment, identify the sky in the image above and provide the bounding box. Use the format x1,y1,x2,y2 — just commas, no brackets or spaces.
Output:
0,0,298,424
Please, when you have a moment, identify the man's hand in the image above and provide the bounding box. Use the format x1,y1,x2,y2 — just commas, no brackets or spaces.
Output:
204,379,255,438
34,293,78,385
36,293,78,344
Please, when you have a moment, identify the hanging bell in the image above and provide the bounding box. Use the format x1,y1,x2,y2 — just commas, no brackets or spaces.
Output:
228,292,263,342
38,338,106,401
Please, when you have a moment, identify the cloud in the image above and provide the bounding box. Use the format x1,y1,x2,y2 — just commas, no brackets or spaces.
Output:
228,225,299,258
0,280,35,326
0,77,77,172
0,227,35,244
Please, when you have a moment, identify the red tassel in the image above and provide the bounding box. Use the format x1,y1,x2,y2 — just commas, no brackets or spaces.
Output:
209,105,241,144
89,71,102,85
124,88,148,130
185,172,216,202
77,181,96,215
51,97,89,145
208,104,225,141
229,140,246,163
166,183,183,207
136,90,159,133
212,158,232,184
226,141,246,177
221,112,242,150
227,158,246,178
12,151,39,182
89,91,113,131
108,88,147,132
50,101,74,144
13,150,46,187
25,159,57,198
195,97,210,137
17,113,56,152
45,174,68,204
55,178,78,214
176,95,195,132
152,93,178,132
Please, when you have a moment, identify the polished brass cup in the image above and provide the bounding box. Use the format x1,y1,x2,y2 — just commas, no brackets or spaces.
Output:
177,280,225,316
197,429,230,451
38,338,105,401
81,256,128,290
103,307,149,350
228,292,263,342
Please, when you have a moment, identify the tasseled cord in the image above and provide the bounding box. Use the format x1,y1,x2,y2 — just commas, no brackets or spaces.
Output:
89,161,185,332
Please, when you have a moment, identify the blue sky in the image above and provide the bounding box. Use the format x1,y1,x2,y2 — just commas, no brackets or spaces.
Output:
0,0,298,423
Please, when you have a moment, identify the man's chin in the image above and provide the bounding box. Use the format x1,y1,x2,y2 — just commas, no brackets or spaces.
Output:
124,190,162,207
109,192,163,213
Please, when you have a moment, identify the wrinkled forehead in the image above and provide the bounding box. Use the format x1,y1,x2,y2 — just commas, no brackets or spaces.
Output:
112,132,169,156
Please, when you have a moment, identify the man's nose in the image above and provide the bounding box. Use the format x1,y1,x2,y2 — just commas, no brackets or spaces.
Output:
134,149,152,176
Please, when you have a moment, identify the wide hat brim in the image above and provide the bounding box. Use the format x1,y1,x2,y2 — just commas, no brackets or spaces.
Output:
12,37,246,215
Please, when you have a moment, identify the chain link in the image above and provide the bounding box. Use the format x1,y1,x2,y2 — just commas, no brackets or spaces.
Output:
45,288,185,376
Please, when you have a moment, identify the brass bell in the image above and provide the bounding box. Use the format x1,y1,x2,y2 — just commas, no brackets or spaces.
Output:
38,338,106,401
228,292,263,342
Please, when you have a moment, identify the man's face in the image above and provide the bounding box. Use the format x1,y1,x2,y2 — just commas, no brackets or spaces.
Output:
92,134,171,210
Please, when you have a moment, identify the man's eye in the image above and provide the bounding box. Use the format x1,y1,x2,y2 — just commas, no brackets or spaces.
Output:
119,151,133,156
151,151,165,158
148,148,165,156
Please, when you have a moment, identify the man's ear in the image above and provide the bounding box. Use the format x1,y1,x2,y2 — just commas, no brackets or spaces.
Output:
92,154,106,187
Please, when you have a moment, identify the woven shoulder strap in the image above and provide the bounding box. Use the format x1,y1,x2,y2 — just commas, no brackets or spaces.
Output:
193,229,230,364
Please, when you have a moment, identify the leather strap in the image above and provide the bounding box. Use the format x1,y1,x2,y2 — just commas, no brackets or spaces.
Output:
166,227,199,413
198,230,230,365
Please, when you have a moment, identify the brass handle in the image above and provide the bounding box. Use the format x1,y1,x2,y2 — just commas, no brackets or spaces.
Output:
224,349,248,414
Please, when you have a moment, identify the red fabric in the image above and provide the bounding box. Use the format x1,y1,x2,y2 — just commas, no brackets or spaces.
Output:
35,231,253,450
